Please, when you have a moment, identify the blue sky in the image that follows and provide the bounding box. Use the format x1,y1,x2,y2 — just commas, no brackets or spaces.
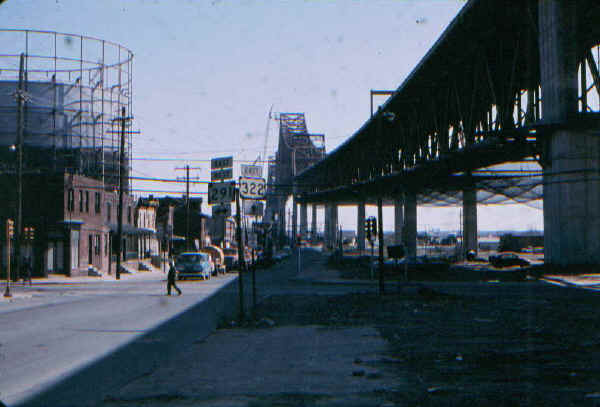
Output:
0,0,543,232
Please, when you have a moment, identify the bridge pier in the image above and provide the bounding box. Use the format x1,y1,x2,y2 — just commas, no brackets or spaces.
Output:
324,203,338,249
292,197,298,246
403,192,417,258
299,203,308,238
278,206,286,247
462,188,478,256
394,195,404,246
357,202,366,254
540,1,600,267
311,204,318,241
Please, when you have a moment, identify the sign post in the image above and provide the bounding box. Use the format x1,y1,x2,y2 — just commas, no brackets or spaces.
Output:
235,188,245,322
4,219,14,297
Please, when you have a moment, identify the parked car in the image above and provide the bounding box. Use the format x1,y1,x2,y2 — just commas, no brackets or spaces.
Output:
174,252,212,280
488,252,530,268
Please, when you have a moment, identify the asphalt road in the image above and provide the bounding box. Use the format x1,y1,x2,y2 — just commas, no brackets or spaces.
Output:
0,273,236,406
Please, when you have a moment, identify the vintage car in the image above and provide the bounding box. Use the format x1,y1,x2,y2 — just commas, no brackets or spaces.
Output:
488,252,530,268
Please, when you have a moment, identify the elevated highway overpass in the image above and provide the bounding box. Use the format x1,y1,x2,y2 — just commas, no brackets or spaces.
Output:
293,0,600,268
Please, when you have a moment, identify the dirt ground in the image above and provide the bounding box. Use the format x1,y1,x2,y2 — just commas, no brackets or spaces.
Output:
102,251,600,406
250,284,600,406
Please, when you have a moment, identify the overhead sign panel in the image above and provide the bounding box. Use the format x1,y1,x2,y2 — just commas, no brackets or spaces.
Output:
211,168,233,181
239,177,266,200
211,156,233,170
208,181,236,205
241,164,262,178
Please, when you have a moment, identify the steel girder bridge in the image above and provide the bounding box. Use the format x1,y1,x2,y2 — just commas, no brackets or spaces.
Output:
294,0,600,268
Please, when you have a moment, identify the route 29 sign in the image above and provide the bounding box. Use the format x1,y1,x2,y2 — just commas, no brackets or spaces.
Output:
208,181,236,205
239,177,266,200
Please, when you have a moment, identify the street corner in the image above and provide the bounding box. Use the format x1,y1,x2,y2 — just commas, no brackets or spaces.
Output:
0,290,34,303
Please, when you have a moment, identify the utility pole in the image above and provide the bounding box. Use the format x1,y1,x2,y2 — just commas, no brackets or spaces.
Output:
115,107,132,280
14,53,26,284
175,166,202,251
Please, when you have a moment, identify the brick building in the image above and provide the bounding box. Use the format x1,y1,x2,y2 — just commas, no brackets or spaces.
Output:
0,173,137,277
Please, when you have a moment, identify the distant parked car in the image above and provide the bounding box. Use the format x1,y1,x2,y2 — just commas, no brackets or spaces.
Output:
488,252,530,268
175,252,212,280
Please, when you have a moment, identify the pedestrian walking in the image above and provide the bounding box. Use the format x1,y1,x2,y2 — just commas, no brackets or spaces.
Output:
167,259,181,296
22,257,32,286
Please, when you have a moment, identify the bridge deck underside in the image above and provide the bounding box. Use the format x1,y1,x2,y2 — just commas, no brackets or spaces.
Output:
295,0,600,206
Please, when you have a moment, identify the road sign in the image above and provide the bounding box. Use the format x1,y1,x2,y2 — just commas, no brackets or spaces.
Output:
212,203,232,217
243,199,264,217
211,168,233,181
211,156,233,170
241,164,262,178
208,181,236,205
239,177,266,200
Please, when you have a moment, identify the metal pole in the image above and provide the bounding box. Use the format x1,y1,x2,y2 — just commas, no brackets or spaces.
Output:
15,53,25,284
251,248,256,314
377,198,385,295
116,107,126,280
236,188,245,321
185,165,190,251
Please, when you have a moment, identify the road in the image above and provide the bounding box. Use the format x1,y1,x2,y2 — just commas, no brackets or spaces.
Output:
0,273,236,406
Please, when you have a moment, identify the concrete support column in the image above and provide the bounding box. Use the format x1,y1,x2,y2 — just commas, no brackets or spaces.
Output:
403,191,417,258
357,202,366,254
330,203,338,249
278,205,286,247
311,204,318,240
540,1,600,266
462,188,478,255
292,197,298,246
324,203,338,249
394,195,404,245
299,203,308,238
324,203,331,248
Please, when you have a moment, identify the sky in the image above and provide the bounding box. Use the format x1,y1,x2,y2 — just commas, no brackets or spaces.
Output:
0,0,544,233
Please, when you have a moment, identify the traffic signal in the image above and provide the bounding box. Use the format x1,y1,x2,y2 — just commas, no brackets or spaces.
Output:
370,217,377,237
6,218,14,239
365,217,377,241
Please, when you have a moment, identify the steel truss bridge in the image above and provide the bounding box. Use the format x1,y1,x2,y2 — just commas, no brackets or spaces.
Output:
294,0,600,267
265,113,325,237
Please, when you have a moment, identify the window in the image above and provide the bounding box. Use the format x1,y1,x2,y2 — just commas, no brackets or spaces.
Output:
95,235,101,255
128,206,132,224
95,192,101,214
67,188,74,212
85,191,90,213
107,202,112,222
79,190,83,212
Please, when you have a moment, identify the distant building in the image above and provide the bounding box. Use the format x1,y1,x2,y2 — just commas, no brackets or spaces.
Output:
135,196,159,258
